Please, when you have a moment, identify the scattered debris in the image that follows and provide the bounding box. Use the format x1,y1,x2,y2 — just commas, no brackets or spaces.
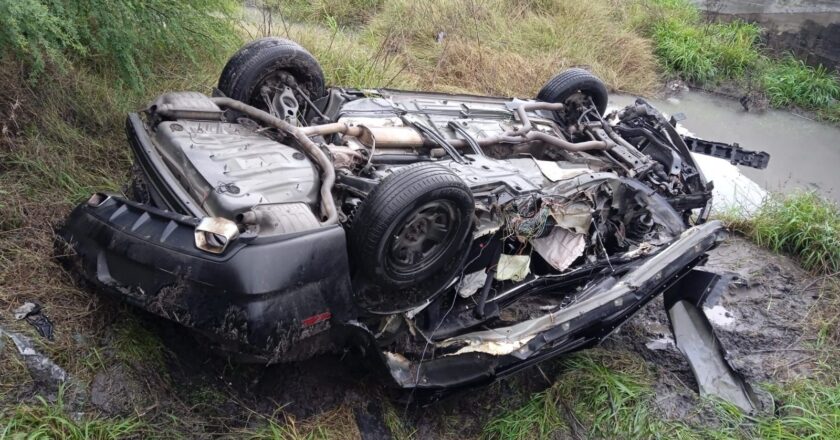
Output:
457,271,486,298
531,227,586,272
495,254,531,282
13,301,54,340
0,326,67,394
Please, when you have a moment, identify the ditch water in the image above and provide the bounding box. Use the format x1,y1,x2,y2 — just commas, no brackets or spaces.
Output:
610,91,840,204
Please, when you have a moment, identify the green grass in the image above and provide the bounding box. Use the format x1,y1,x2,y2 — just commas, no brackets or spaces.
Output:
652,18,760,83
756,380,840,440
483,351,699,439
728,192,840,274
484,351,840,439
0,389,142,440
635,0,840,117
762,56,840,108
482,388,565,439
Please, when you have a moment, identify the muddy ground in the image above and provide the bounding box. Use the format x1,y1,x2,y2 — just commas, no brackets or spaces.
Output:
1,235,824,438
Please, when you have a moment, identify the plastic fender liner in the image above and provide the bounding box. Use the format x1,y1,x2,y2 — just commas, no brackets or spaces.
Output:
57,195,355,361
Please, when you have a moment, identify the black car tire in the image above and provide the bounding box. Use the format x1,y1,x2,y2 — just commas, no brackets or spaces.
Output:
217,37,325,110
350,163,475,313
537,68,609,115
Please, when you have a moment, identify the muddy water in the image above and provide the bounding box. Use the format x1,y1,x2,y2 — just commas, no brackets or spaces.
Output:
610,91,840,203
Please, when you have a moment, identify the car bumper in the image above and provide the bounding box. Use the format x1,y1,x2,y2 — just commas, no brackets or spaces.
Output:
377,221,725,398
57,195,355,362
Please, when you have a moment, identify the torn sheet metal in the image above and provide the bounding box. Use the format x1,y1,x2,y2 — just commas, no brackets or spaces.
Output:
448,335,535,356
0,326,68,391
547,202,591,234
495,254,530,282
535,160,591,182
662,267,758,413
530,227,586,272
441,221,724,357
668,300,758,413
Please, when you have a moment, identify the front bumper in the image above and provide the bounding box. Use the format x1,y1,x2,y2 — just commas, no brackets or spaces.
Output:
58,195,355,362
379,221,725,398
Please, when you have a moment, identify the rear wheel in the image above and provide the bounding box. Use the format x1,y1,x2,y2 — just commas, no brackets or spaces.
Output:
217,38,325,119
349,163,475,313
537,68,609,115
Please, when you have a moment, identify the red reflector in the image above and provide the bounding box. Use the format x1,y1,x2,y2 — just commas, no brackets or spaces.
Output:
301,311,331,327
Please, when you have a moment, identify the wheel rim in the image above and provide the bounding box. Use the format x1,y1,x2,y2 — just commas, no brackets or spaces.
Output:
250,70,310,117
386,200,460,276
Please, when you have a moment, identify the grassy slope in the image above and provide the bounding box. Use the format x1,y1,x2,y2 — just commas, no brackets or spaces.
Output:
1,0,839,438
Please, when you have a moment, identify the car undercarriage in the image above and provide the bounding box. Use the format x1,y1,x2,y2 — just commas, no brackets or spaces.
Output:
58,38,769,406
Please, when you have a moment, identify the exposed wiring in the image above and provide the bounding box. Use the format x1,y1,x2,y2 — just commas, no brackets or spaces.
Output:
403,234,493,416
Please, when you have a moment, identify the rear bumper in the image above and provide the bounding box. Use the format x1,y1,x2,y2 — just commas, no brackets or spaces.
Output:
58,195,355,362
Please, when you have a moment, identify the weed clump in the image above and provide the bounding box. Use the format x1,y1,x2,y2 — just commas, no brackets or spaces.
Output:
730,192,840,274
0,389,142,439
762,57,840,108
652,18,760,82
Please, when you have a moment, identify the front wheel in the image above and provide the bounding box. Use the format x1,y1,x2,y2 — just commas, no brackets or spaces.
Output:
349,163,475,313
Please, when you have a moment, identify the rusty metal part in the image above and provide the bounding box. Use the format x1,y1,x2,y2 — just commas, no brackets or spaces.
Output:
358,127,427,148
509,102,566,136
210,97,338,225
303,123,428,148
327,145,365,169
524,131,610,151
301,122,364,137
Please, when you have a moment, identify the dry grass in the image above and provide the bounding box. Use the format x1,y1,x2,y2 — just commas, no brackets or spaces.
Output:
363,0,660,96
259,0,661,97
0,55,223,411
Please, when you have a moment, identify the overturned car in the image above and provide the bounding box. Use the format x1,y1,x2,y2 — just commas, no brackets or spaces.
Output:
59,38,770,401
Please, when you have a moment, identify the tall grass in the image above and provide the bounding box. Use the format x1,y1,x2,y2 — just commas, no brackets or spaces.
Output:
0,1,240,432
274,0,661,97
729,192,840,274
265,0,383,27
652,19,760,82
763,57,840,108
0,0,239,90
